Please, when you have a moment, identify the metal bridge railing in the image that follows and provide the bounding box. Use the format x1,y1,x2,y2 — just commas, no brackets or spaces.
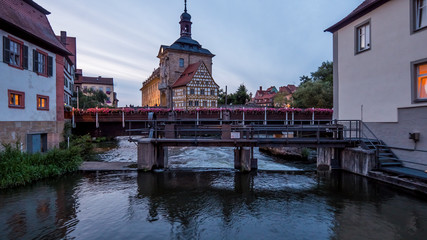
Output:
125,119,364,145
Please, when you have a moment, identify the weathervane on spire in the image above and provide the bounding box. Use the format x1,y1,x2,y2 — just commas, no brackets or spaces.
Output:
184,0,187,13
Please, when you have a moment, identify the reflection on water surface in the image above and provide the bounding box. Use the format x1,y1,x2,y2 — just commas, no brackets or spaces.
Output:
1,171,427,240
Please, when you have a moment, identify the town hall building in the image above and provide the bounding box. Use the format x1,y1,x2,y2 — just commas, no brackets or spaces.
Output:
141,1,219,109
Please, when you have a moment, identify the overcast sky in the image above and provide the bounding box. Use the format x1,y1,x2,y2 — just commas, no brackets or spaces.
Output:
36,0,362,107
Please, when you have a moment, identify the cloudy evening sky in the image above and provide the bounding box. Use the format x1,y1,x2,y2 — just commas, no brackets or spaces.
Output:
36,0,362,107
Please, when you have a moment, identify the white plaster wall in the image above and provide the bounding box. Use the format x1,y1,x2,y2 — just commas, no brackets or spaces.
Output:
0,30,57,121
337,0,427,122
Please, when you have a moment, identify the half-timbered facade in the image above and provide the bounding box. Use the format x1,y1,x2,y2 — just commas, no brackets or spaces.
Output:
172,61,219,109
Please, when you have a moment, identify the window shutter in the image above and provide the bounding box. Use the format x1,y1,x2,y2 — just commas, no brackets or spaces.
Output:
47,56,53,76
23,45,28,69
3,37,10,63
33,50,38,73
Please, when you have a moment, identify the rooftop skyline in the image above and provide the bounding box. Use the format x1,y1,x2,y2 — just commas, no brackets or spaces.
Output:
36,0,362,106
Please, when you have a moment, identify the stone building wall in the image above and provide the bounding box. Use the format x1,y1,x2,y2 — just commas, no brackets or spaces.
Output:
0,121,64,152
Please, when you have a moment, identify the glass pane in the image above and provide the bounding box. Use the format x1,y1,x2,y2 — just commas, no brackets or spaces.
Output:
419,64,427,75
418,76,427,99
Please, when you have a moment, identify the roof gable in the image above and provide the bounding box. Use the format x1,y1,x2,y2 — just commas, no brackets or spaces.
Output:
0,0,70,55
172,61,201,88
325,0,390,33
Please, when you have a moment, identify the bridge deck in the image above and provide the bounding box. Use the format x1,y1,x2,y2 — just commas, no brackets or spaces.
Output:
143,138,354,148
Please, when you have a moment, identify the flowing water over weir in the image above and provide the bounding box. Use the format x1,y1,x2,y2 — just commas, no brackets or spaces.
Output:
1,137,427,239
98,137,307,171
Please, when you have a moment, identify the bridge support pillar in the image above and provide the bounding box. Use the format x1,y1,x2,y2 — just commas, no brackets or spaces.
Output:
234,147,253,172
317,147,335,171
137,140,168,171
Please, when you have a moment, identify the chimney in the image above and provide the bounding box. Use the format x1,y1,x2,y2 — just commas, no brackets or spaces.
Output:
60,31,67,45
98,76,102,80
259,86,262,91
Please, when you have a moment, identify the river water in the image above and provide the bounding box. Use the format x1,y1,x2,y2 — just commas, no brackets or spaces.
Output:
1,138,427,240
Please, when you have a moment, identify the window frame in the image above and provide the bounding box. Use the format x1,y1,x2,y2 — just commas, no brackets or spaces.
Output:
33,49,48,76
412,58,427,103
179,58,184,68
354,19,371,54
37,94,49,111
3,36,28,70
200,89,205,95
412,0,427,33
8,89,25,109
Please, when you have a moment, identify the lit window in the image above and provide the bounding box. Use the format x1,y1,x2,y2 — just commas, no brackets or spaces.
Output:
179,58,184,68
37,95,49,111
416,63,427,100
8,90,25,109
415,0,427,30
356,21,370,53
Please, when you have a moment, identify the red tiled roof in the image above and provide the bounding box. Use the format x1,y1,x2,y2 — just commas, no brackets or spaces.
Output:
325,0,389,33
172,61,202,88
254,90,276,101
81,76,114,85
0,0,70,55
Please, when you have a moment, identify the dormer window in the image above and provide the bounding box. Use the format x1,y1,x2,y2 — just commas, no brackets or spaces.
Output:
356,20,371,54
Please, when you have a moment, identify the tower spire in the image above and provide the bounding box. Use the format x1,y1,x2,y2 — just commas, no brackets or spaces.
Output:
180,0,192,38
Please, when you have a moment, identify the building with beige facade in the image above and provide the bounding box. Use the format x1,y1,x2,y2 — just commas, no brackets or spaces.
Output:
141,2,216,108
141,68,161,107
326,0,427,170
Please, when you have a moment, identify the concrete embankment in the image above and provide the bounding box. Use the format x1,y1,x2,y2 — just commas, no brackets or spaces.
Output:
339,148,427,195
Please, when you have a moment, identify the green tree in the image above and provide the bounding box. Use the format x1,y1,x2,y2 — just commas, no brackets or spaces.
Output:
273,92,291,107
292,61,333,108
77,89,109,109
218,84,250,105
233,84,251,105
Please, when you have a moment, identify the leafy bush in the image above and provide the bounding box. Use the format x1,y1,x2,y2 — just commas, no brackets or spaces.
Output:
0,142,84,189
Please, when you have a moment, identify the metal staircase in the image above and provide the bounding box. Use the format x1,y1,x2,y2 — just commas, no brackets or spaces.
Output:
360,139,402,168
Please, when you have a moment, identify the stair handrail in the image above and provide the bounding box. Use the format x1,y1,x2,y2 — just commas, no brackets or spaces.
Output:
360,121,381,167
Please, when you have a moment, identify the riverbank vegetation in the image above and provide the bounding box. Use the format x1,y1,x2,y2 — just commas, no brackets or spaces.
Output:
0,134,96,189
